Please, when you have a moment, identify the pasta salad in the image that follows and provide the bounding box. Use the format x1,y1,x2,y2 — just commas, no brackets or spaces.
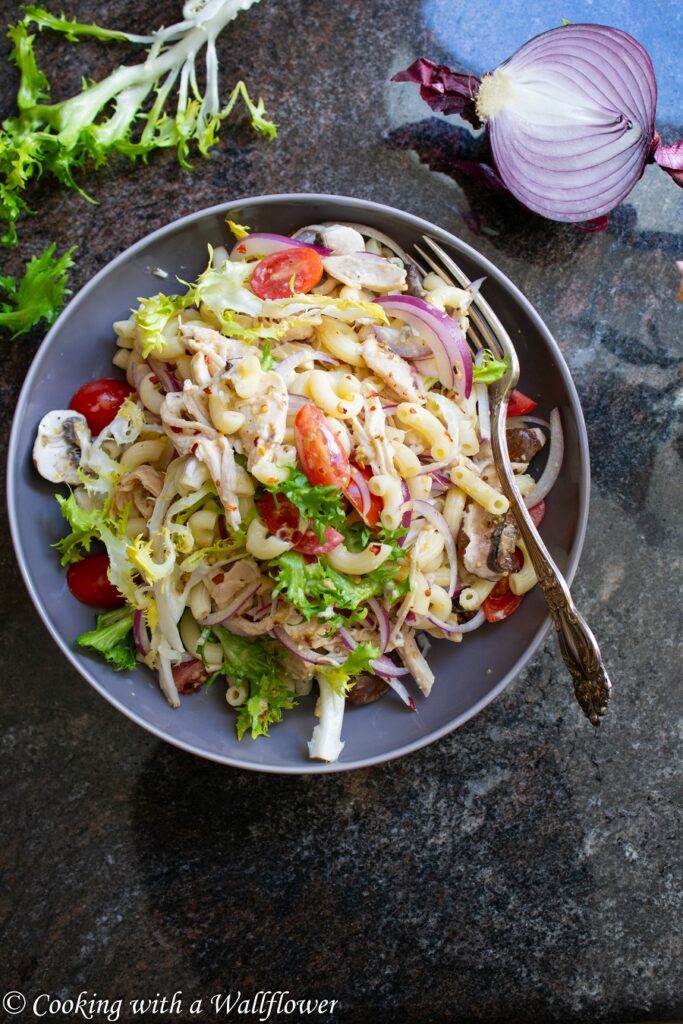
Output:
33,221,563,763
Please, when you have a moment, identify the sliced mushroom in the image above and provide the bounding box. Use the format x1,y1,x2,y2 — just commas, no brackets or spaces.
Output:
506,426,545,463
320,224,365,254
32,410,91,484
458,502,518,581
322,253,407,293
346,672,389,705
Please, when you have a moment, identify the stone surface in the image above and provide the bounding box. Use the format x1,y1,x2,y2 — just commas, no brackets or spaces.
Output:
0,1,681,1022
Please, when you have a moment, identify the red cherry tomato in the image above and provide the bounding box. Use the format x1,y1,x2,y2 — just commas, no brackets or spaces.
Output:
257,492,344,555
506,389,538,417
70,378,134,435
344,463,383,527
294,404,351,489
250,247,323,300
481,549,525,623
528,500,546,527
66,554,124,609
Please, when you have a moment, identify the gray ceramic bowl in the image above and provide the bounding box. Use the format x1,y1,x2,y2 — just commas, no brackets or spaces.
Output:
8,194,590,773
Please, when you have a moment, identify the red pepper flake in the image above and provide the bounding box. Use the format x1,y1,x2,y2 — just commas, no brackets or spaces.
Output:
149,375,159,385
203,387,211,395
225,504,237,512
370,543,381,555
191,443,198,455
213,573,225,585
445,431,453,442
170,426,182,434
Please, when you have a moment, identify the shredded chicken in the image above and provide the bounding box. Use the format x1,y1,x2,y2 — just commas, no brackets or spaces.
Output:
362,334,424,402
233,370,288,475
399,629,435,696
113,465,164,517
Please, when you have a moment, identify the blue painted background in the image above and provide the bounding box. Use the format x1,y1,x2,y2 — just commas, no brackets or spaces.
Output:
424,0,682,124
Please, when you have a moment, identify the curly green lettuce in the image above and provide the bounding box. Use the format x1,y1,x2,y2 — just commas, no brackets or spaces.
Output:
77,606,137,671
0,244,75,337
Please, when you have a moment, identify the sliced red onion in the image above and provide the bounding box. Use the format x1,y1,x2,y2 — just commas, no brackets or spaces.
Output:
276,349,338,384
133,609,150,656
398,479,412,546
148,356,182,394
249,602,272,622
337,627,410,680
411,499,458,597
273,626,339,666
429,473,451,495
377,295,472,397
367,598,391,654
426,609,486,634
199,582,261,626
287,393,309,412
129,358,150,393
230,233,331,260
506,415,551,430
374,324,430,359
523,408,564,507
415,458,457,476
382,402,399,414
348,466,372,518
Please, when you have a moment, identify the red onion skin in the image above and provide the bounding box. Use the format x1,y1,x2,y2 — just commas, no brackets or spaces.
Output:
133,609,150,656
230,233,331,260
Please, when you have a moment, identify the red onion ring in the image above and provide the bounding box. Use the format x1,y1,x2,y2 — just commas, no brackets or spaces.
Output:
230,233,331,260
523,408,564,507
199,582,261,627
377,295,472,397
133,609,150,656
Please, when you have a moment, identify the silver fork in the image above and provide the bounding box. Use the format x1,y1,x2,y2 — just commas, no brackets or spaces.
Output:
413,236,611,725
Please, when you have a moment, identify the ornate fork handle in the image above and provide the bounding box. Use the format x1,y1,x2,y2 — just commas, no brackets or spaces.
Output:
491,412,612,725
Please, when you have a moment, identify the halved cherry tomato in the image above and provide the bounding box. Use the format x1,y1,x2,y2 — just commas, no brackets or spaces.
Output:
66,554,124,609
344,463,383,527
294,404,351,489
250,247,323,300
481,548,524,623
506,389,538,417
528,500,546,528
70,378,134,435
257,492,343,556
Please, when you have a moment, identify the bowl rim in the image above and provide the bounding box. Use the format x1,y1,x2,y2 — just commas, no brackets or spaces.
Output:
7,192,590,774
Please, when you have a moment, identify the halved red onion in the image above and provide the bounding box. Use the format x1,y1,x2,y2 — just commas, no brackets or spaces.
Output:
199,582,261,626
411,499,458,597
230,233,331,260
377,295,472,397
415,458,457,476
133,609,150,656
477,25,661,222
523,408,564,507
395,27,682,224
148,356,182,394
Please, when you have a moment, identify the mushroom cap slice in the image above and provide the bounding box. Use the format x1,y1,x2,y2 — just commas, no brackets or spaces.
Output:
32,410,91,484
